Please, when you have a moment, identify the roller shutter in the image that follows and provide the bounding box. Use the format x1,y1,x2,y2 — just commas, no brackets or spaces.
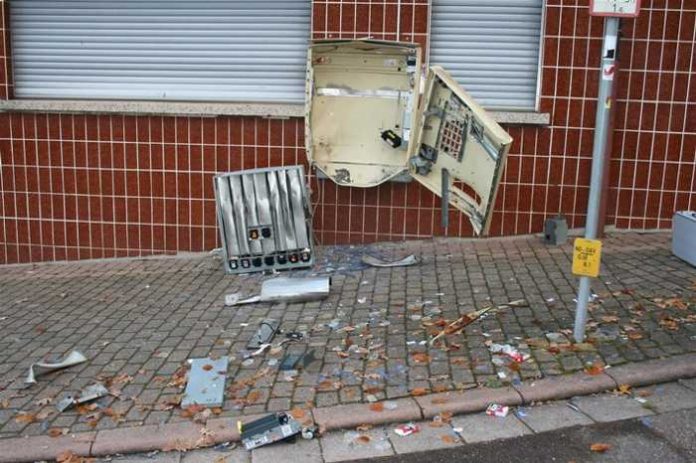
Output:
430,0,543,110
10,0,311,103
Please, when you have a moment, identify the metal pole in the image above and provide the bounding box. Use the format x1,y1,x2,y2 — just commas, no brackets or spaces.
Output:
574,17,620,343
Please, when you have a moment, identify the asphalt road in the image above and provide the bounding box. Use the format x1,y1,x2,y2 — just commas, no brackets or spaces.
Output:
347,409,696,463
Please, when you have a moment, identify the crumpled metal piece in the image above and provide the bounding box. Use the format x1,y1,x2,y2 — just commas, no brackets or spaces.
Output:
26,351,87,384
361,254,419,268
56,383,109,412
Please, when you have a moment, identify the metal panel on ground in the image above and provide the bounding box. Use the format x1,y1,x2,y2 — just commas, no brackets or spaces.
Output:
214,166,314,274
10,0,310,102
429,0,543,110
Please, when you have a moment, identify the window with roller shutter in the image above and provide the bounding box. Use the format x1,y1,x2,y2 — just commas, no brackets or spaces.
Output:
429,0,544,111
9,0,311,103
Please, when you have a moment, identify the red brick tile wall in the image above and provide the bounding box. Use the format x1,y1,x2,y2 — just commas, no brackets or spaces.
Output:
0,0,694,264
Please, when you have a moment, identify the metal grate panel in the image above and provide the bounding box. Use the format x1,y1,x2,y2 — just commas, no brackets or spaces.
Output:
214,166,313,274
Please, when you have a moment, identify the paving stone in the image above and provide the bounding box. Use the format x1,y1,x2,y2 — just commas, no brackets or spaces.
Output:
634,383,696,413
648,409,696,458
516,402,594,432
571,394,654,422
320,427,394,463
679,378,696,391
451,413,532,443
251,436,322,463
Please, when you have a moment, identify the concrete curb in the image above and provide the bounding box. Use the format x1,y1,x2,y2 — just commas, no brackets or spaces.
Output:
1,352,694,463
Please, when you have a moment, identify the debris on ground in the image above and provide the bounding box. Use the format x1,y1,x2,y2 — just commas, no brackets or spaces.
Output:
361,254,419,268
226,277,332,306
25,351,87,384
488,343,529,363
485,403,510,417
394,423,420,436
247,319,280,349
590,442,611,453
278,349,316,371
240,412,308,450
56,383,109,412
182,357,229,408
224,292,245,306
429,306,493,345
584,361,605,376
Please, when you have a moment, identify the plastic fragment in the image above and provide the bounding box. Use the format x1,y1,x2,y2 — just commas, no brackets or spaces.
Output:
394,423,420,437
488,343,529,363
485,403,509,417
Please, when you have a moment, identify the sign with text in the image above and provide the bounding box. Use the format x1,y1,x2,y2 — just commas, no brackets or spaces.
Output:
572,238,603,278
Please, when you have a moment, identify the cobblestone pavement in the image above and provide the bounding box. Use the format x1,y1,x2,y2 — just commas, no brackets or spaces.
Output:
0,232,694,440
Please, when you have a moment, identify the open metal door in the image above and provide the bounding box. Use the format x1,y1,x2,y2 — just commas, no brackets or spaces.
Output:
408,66,513,235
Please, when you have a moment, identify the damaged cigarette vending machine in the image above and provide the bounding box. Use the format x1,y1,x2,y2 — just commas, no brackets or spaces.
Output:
305,39,513,235
214,166,314,274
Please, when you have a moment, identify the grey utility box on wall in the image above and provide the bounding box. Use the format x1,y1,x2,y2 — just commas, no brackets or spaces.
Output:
544,216,568,245
214,166,314,274
672,211,696,267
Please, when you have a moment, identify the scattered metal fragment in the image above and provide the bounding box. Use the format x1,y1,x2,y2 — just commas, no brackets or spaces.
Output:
240,412,305,450
497,299,528,309
181,356,229,408
279,353,302,371
225,292,257,306
301,349,318,368
26,351,87,384
56,383,109,412
227,277,332,307
247,319,280,349
279,349,317,371
285,331,304,341
362,254,419,268
260,277,331,303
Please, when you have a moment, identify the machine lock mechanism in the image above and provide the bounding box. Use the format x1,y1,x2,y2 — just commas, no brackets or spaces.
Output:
380,129,402,149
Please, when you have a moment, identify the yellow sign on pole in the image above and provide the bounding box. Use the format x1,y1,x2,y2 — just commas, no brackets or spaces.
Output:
572,238,602,277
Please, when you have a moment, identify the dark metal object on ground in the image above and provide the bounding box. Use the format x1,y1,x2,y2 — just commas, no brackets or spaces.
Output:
247,319,279,349
240,412,303,450
278,349,317,371
214,166,314,274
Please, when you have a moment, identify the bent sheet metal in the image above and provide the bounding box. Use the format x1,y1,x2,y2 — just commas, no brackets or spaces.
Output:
226,276,331,306
305,39,513,235
361,254,419,268
26,350,87,384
